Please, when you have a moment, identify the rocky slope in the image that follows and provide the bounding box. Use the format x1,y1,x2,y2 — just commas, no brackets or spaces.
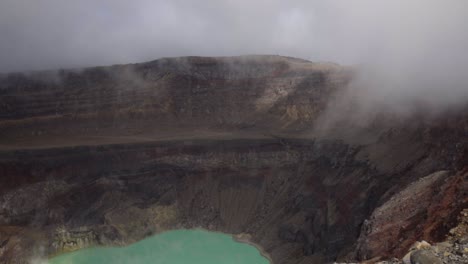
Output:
0,55,466,263
347,209,468,264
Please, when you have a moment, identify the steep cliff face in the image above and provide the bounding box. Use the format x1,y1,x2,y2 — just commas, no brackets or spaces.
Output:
0,56,466,263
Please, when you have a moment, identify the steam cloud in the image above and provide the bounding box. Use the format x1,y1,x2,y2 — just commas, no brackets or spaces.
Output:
0,0,467,110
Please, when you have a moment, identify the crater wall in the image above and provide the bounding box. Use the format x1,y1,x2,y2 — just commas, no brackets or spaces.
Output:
0,56,466,263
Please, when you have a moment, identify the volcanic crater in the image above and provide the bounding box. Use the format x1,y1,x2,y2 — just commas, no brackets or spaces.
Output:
0,55,466,263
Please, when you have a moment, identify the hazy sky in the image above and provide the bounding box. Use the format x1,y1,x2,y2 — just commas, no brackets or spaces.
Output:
1,0,467,108
0,0,465,71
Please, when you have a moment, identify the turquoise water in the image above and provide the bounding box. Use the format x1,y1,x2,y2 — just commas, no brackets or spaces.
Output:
48,230,270,264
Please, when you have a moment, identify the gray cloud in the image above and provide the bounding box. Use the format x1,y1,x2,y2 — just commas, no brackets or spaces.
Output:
1,0,467,110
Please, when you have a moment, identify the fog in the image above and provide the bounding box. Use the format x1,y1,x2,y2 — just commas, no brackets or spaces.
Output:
1,0,467,110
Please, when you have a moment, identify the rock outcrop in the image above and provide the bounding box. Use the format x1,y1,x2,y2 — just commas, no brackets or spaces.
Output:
351,209,468,264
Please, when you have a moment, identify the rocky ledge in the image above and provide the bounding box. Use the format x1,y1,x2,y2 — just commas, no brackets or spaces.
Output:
339,209,468,264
